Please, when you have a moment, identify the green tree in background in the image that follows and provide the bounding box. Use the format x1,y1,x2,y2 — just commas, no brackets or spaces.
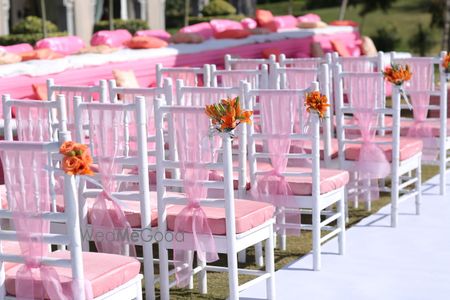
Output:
408,23,436,55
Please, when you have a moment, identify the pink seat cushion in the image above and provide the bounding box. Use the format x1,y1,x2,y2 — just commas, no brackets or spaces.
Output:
166,199,275,235
35,36,85,55
5,251,140,298
345,136,423,162
400,119,450,137
257,163,349,195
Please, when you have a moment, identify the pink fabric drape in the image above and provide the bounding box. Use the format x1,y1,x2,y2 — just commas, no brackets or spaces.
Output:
1,149,92,299
341,59,373,73
163,71,198,87
15,106,52,141
172,109,219,287
220,73,258,88
88,108,135,255
347,76,390,179
252,92,298,207
404,60,438,160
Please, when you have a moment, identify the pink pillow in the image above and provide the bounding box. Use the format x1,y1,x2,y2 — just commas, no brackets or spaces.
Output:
90,29,132,47
273,15,298,29
241,18,257,30
135,29,171,42
331,39,351,57
179,22,214,40
35,36,85,55
0,43,33,54
210,19,243,33
297,13,321,23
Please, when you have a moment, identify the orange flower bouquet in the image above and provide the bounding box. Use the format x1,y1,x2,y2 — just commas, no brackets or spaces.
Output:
305,91,330,120
60,141,94,176
383,63,412,86
443,53,450,71
205,97,253,133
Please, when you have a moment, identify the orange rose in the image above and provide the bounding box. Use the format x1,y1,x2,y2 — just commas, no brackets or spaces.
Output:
62,156,82,175
60,141,76,156
78,158,94,175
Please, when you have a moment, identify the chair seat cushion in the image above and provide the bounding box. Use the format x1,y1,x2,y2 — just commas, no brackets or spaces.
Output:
257,163,349,195
344,136,423,162
5,250,140,298
400,119,450,137
166,199,275,235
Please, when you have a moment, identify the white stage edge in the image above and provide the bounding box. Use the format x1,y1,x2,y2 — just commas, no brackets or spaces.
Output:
240,173,450,300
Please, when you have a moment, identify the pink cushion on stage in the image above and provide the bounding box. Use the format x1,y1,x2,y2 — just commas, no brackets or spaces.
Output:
297,13,321,23
170,32,205,44
35,36,85,55
0,52,21,65
179,22,214,40
125,36,168,49
273,15,298,29
400,119,450,137
112,69,140,88
0,43,33,54
166,199,275,235
90,29,132,47
257,163,349,195
345,136,423,162
210,19,244,33
214,29,251,39
5,251,140,298
241,18,257,30
255,9,274,27
19,49,64,61
32,83,48,100
135,29,171,42
331,39,351,57
330,20,359,27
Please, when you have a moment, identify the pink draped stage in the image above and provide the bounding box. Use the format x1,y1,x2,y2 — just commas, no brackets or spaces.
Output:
0,31,360,99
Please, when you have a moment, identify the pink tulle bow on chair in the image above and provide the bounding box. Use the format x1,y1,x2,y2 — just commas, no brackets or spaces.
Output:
88,109,135,256
3,150,93,300
172,110,219,287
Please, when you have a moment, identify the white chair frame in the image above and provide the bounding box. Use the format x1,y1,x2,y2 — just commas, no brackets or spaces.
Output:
154,102,276,300
279,53,331,69
224,54,276,70
244,82,346,271
0,141,143,300
334,67,422,227
209,64,269,89
47,78,108,102
156,63,210,87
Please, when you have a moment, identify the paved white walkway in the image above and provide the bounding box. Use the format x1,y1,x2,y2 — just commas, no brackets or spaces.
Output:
240,174,450,300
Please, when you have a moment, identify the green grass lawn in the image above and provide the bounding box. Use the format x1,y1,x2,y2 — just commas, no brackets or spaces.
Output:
153,164,439,299
256,0,441,55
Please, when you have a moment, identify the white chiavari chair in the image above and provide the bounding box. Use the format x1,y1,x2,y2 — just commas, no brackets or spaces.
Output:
0,140,143,299
391,51,449,195
334,66,422,227
209,64,269,89
154,101,276,299
224,54,276,70
244,82,347,271
155,64,210,87
279,53,331,69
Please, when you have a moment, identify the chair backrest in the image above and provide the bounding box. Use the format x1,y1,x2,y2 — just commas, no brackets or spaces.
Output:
73,98,152,246
47,79,108,126
332,51,384,73
154,101,237,243
2,94,68,142
224,54,276,70
209,64,269,89
156,63,210,87
334,66,400,168
279,53,331,69
175,80,247,196
244,82,322,199
0,141,87,299
272,63,334,163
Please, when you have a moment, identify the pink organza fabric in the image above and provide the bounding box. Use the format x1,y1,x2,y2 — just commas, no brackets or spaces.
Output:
88,108,135,255
219,72,259,88
404,60,437,160
346,76,390,179
1,149,92,299
15,106,52,141
252,92,298,207
341,59,374,73
172,109,219,286
284,69,317,89
162,71,198,87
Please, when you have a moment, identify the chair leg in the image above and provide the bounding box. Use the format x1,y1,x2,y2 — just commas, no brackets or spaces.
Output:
265,227,276,300
187,251,194,289
312,202,321,271
279,208,286,251
440,145,446,195
364,178,372,211
344,186,349,223
415,161,422,215
226,250,239,300
198,257,207,294
353,172,359,209
142,243,155,300
391,171,399,228
338,194,346,256
238,249,247,263
157,242,170,300
255,242,264,267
